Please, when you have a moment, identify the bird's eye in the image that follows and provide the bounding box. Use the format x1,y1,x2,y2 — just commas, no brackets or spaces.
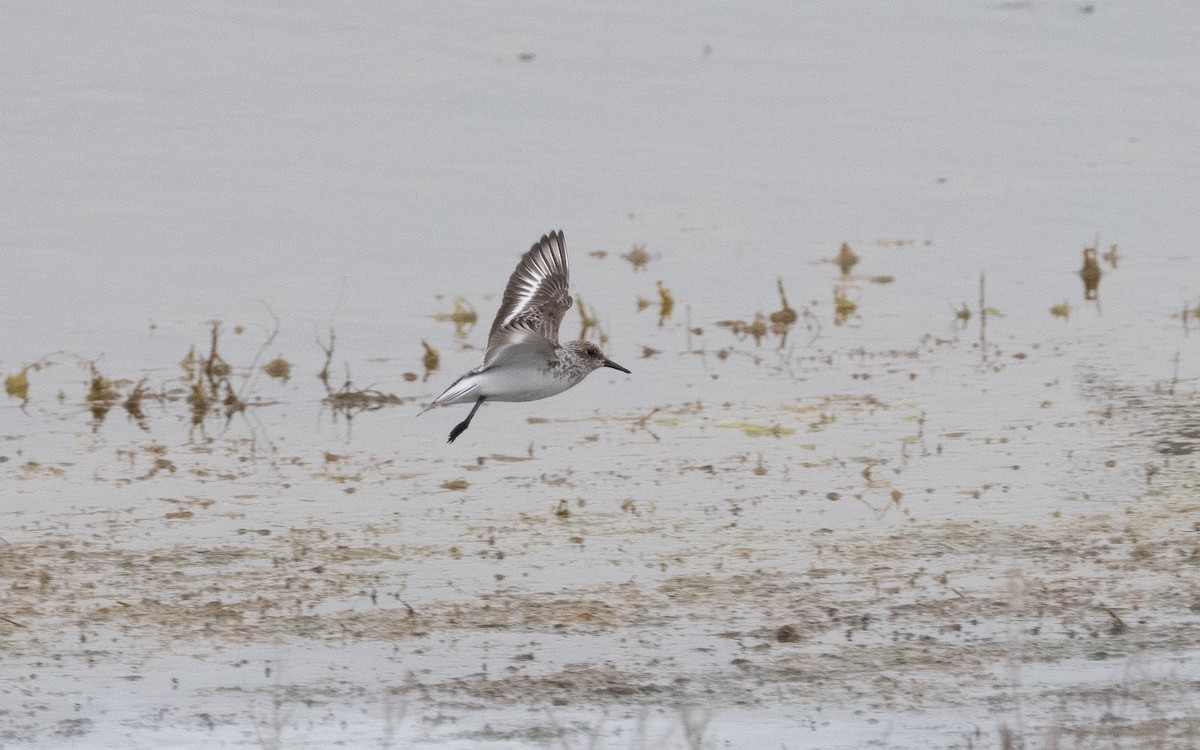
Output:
587,347,597,357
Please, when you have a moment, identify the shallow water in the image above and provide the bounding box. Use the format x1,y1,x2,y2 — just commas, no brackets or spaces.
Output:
3,2,1200,748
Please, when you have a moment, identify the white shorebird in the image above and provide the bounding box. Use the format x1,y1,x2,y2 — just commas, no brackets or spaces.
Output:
423,230,631,443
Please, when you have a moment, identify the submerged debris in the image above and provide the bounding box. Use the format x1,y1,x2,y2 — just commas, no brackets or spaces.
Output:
717,277,819,349
317,327,404,419
623,243,651,271
576,295,604,342
656,281,674,325
3,354,58,404
180,345,198,379
86,364,121,423
717,421,796,438
86,366,119,405
421,341,440,374
1172,300,1200,331
324,380,404,414
715,318,747,334
1102,242,1120,269
203,323,232,381
123,378,149,424
434,297,477,336
836,243,860,275
4,316,279,429
769,277,798,327
5,369,29,402
715,313,768,346
747,313,767,345
833,284,857,325
1050,301,1071,319
263,357,291,380
1080,241,1102,300
768,277,811,347
186,380,209,425
177,321,248,423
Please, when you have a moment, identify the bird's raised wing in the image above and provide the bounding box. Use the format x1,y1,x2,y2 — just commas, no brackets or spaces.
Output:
485,230,572,363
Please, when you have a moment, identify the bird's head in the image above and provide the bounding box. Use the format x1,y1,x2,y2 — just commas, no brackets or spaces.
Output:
562,340,631,375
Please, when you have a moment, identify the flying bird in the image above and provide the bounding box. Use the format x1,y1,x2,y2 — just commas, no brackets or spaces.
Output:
423,230,631,443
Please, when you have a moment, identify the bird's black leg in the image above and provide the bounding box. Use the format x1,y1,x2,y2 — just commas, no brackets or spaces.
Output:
448,396,485,443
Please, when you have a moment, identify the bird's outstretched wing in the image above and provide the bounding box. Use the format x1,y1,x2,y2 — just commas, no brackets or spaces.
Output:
485,230,572,363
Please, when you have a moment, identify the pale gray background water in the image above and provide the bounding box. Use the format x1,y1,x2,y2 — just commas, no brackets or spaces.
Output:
3,1,1197,359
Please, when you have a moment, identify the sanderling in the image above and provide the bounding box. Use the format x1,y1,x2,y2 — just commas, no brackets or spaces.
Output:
423,230,631,443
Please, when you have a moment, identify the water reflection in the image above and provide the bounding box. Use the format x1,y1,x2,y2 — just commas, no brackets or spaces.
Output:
833,283,858,326
1155,422,1200,455
86,365,120,426
768,277,798,346
1102,243,1121,270
122,378,150,431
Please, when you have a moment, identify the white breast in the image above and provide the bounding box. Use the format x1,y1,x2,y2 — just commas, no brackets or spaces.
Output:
473,363,578,402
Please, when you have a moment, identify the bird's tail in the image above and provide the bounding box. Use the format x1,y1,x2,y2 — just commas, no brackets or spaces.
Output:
419,372,480,415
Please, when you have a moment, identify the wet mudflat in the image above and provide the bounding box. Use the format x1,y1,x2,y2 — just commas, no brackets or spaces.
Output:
3,270,1198,748
4,2,1200,748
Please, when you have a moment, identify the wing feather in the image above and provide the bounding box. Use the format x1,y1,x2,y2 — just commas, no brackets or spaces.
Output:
486,230,572,362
